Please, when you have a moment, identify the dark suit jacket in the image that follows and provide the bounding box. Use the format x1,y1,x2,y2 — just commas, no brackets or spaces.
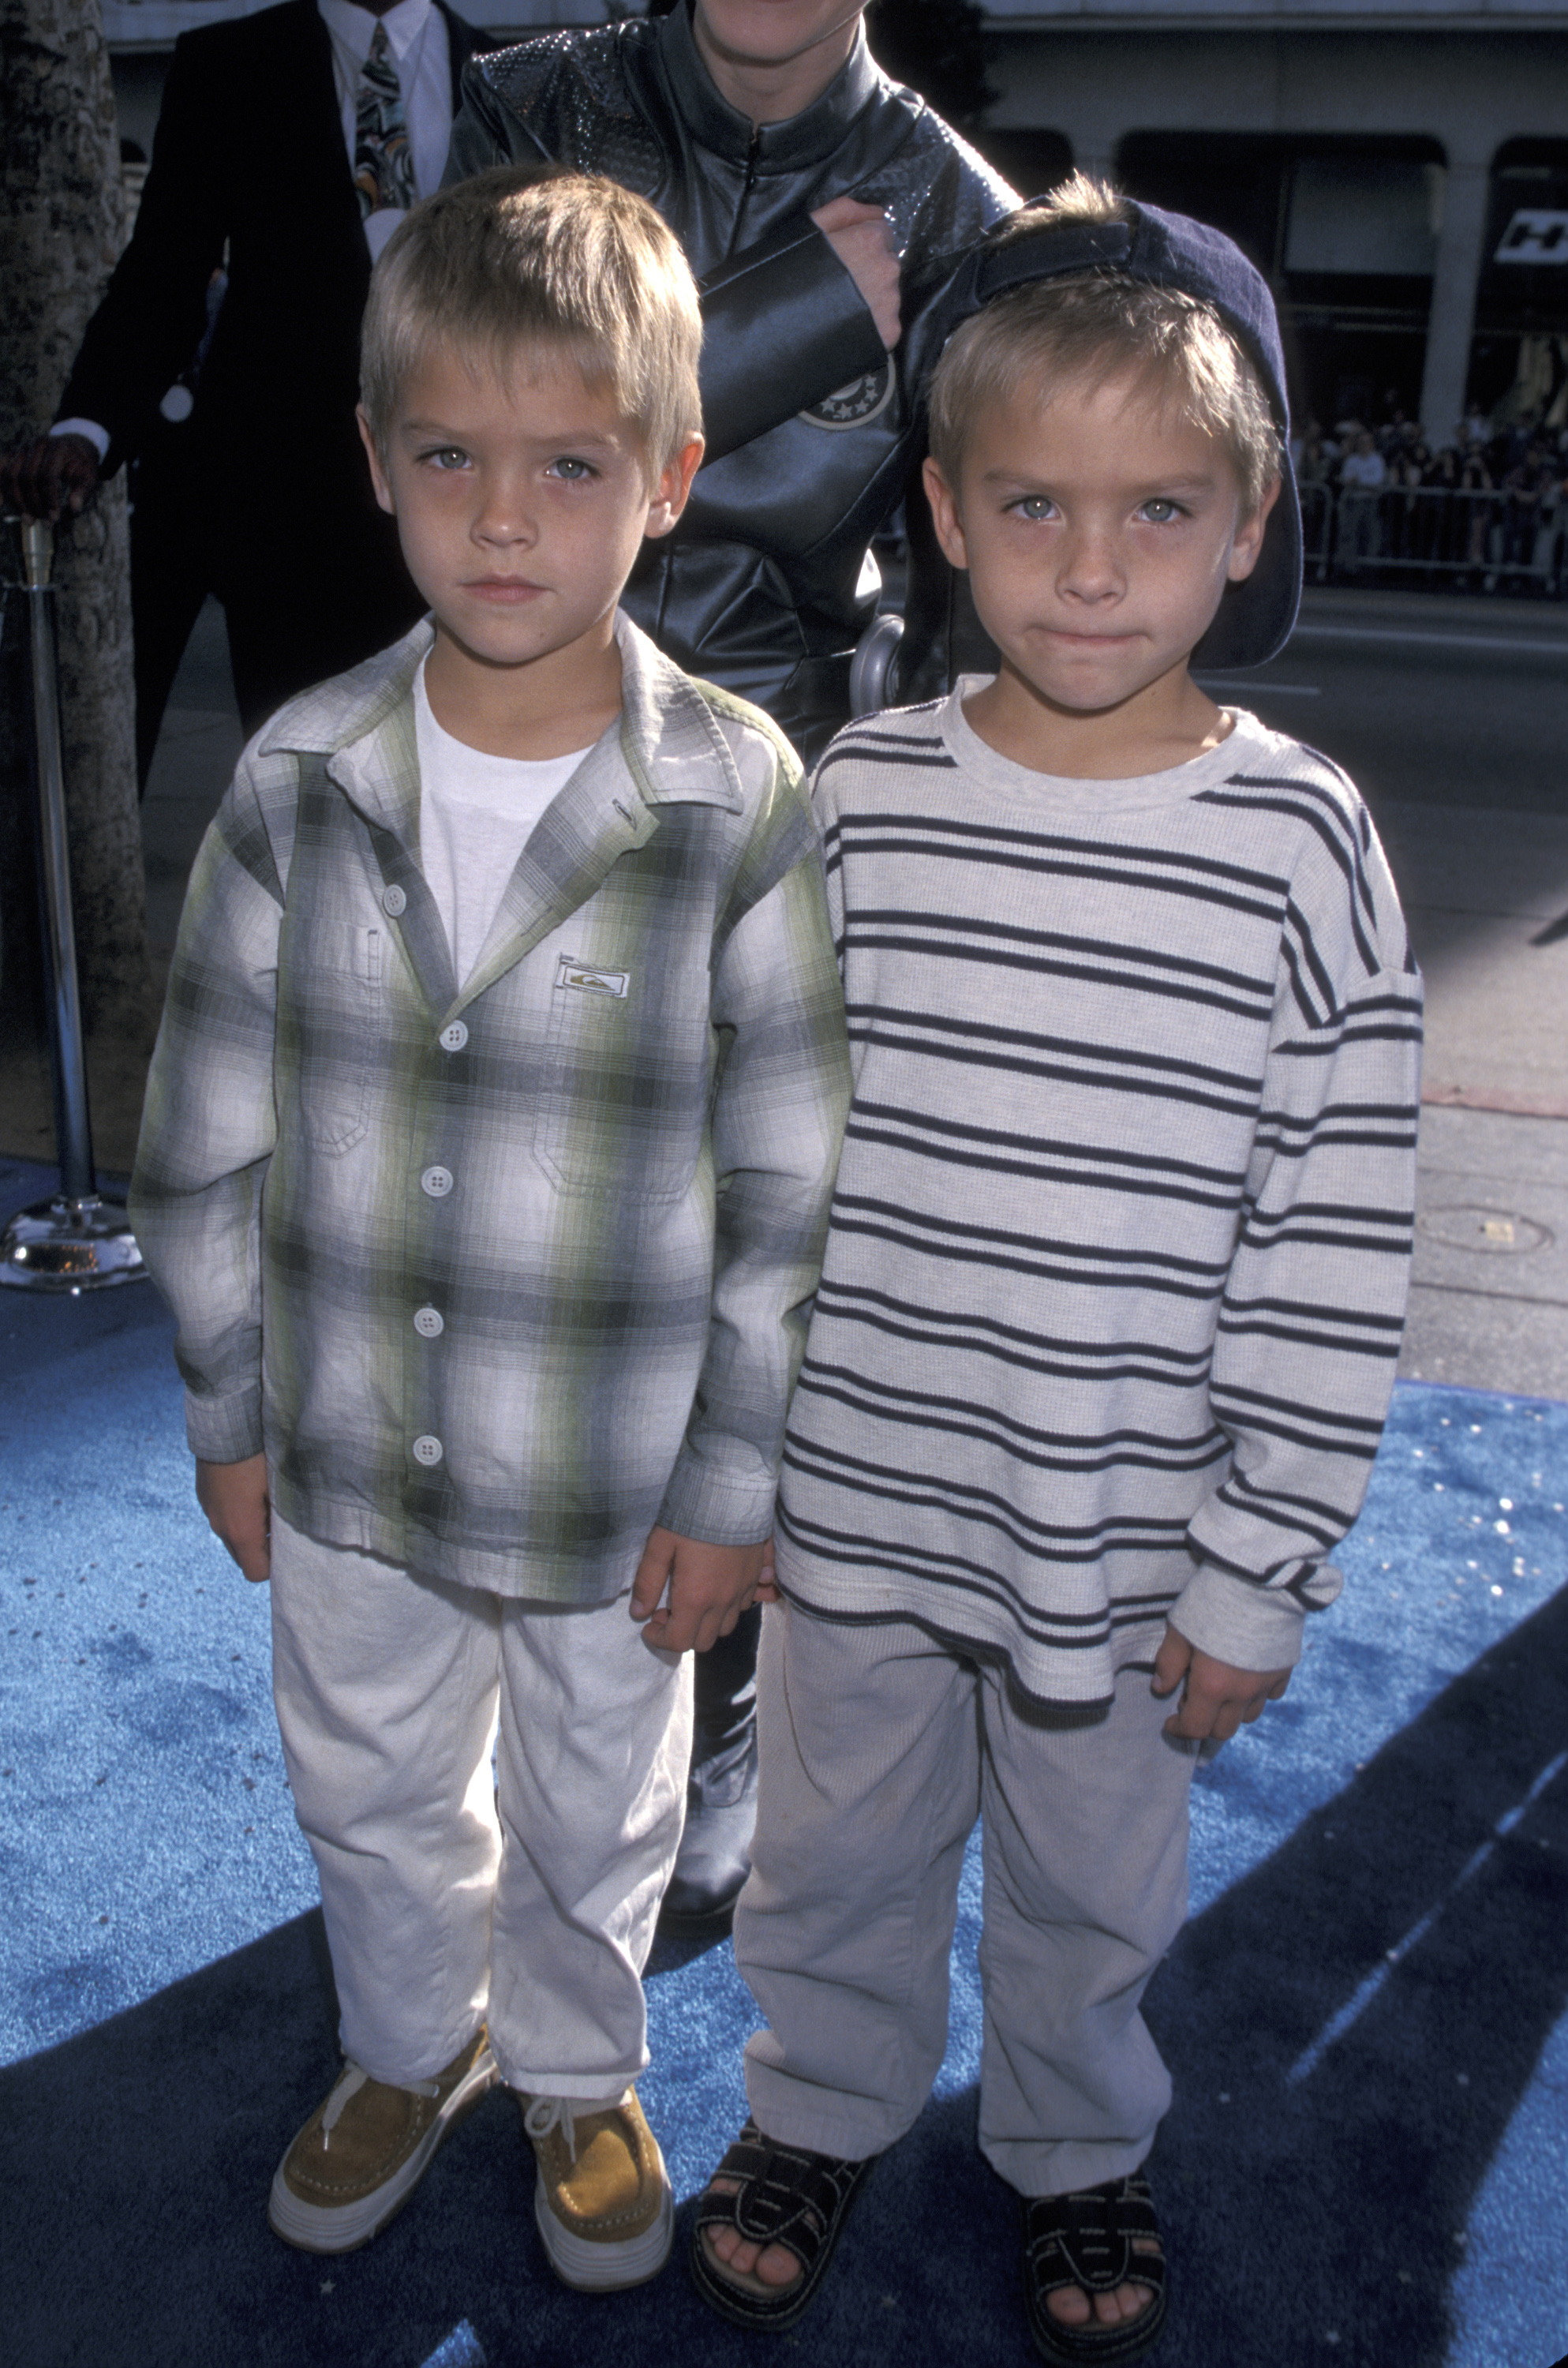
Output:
60,0,484,665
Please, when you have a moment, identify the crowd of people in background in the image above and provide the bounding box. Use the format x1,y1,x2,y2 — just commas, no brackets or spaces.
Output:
1292,395,1568,591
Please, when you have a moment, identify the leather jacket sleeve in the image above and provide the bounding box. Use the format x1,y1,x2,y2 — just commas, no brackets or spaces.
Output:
695,223,887,464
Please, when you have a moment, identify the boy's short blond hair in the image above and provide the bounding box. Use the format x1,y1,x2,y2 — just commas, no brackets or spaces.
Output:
928,173,1280,515
360,166,702,478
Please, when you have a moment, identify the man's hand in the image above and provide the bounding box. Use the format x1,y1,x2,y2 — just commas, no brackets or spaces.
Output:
810,196,901,350
630,1526,769,1655
0,434,100,523
1151,1626,1291,1744
195,1453,271,1583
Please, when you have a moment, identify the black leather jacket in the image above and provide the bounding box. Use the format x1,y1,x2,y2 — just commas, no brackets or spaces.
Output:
447,4,1014,756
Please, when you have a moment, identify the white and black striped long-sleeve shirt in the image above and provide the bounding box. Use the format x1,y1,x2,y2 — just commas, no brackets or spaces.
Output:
775,689,1423,1705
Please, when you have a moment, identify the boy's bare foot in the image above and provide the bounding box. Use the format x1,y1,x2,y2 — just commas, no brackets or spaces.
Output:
689,2123,874,2330
701,2174,803,2292
1042,2247,1158,2328
1023,2175,1168,2362
698,2213,1154,2328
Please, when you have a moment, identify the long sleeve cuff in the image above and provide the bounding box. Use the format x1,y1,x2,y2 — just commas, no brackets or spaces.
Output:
656,1445,779,1549
51,418,110,463
184,1383,264,1467
697,222,888,464
1168,1560,1341,1673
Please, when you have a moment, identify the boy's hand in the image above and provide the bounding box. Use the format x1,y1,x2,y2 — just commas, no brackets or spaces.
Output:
631,1527,769,1655
195,1453,271,1583
1151,1625,1291,1743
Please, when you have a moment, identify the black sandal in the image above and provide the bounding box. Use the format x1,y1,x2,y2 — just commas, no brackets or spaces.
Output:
1022,2174,1168,2365
689,2119,875,2331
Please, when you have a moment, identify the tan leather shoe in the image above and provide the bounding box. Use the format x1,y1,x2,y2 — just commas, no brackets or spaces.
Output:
520,2086,674,2291
268,2028,496,2253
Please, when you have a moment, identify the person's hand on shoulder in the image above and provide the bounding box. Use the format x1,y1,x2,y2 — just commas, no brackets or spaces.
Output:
0,433,100,523
1151,1625,1291,1744
810,196,901,350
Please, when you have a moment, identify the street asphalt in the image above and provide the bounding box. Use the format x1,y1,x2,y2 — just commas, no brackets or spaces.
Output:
1195,584,1568,1399
24,581,1568,1403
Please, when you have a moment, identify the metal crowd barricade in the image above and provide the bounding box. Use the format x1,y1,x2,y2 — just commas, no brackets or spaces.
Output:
1323,482,1565,592
1298,480,1334,582
1,515,146,1292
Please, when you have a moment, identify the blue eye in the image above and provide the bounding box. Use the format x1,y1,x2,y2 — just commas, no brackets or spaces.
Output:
1140,498,1182,523
548,455,597,481
421,447,469,471
1012,495,1056,521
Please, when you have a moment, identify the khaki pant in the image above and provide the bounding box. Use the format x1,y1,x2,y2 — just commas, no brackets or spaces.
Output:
269,1513,690,2097
735,1602,1196,2197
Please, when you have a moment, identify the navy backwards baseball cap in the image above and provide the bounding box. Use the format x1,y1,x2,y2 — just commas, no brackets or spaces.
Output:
951,197,1301,670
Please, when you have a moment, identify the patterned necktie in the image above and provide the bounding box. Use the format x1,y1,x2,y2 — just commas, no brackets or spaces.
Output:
354,21,416,222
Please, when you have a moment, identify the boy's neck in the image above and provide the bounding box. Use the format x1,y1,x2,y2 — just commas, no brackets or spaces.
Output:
962,656,1233,782
422,615,623,761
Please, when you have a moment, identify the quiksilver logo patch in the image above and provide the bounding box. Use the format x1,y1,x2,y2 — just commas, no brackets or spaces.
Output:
556,956,629,999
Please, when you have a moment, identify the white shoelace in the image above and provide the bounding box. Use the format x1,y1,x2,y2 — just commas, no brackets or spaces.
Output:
320,2059,440,2152
523,2096,578,2162
522,2090,631,2167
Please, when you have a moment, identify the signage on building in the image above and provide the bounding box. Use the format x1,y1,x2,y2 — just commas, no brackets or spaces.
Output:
1495,211,1568,264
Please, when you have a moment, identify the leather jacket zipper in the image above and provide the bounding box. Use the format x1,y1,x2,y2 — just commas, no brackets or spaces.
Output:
724,125,762,262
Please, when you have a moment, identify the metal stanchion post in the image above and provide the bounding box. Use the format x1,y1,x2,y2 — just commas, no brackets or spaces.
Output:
1,515,145,1291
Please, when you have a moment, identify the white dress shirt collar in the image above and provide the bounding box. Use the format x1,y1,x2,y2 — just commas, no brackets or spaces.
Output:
317,0,435,71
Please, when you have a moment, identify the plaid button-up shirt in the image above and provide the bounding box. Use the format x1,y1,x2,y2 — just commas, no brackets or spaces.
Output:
130,615,851,1602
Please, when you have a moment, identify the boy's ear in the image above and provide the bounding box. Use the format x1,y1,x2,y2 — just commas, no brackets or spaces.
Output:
1226,471,1282,583
357,406,396,516
645,435,705,541
922,455,970,573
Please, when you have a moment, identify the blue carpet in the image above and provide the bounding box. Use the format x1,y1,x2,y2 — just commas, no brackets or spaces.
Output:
2,1186,1566,2368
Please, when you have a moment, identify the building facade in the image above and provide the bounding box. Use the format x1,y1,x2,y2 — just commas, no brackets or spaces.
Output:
101,0,1568,445
978,0,1568,445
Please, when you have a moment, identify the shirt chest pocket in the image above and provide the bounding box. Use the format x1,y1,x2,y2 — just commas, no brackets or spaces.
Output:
530,952,709,1203
287,922,382,1156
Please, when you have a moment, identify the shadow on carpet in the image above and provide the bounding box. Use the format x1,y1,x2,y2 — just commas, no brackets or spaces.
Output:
4,1587,1563,2368
2,1216,1566,2368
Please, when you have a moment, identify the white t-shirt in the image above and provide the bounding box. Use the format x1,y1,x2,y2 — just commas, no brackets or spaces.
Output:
414,660,594,987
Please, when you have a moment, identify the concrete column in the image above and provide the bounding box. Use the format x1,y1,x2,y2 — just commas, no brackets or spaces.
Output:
1419,162,1494,444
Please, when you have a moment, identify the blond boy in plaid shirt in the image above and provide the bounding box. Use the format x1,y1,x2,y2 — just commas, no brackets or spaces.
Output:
131,167,848,2286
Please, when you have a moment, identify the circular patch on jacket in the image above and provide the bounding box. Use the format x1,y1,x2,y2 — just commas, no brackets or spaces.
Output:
799,360,896,430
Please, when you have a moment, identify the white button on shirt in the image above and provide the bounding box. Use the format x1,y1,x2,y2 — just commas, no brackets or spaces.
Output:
411,1433,443,1466
383,885,407,916
439,1021,468,1052
421,1166,454,1198
413,1306,444,1337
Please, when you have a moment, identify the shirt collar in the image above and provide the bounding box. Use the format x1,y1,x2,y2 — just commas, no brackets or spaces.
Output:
657,0,882,176
260,611,744,821
317,0,433,71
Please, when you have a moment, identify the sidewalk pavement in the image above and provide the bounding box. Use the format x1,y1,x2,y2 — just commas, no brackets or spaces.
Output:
5,589,1565,1399
1285,590,1568,1396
